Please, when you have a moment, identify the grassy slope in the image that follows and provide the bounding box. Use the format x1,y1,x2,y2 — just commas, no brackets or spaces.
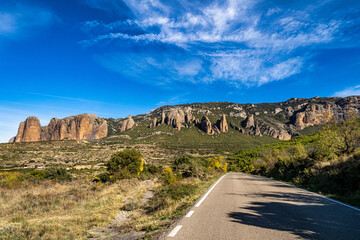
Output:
0,170,141,240
102,120,278,155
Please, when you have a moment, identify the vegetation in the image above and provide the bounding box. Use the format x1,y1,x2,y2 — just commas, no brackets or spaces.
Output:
0,169,140,240
229,116,360,207
0,147,229,239
120,155,227,238
106,149,144,178
2,103,359,238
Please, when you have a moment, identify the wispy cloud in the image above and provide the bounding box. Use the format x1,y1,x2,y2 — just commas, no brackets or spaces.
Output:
0,5,56,38
333,85,360,97
80,0,355,87
0,13,16,35
156,94,189,106
27,92,102,103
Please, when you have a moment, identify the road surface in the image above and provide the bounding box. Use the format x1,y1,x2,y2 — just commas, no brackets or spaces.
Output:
163,173,360,240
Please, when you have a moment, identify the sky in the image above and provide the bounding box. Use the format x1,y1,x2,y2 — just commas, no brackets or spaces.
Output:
0,0,360,142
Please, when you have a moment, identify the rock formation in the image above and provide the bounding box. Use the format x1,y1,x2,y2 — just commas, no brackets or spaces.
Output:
200,116,214,135
13,117,41,142
285,106,294,117
294,103,336,130
243,114,255,128
150,118,157,128
10,114,108,143
165,109,185,129
216,114,228,132
261,125,291,140
185,113,195,123
274,108,283,114
121,115,135,132
161,111,166,124
254,124,262,136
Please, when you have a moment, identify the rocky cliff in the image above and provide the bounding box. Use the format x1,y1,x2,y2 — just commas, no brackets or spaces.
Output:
107,95,359,140
10,114,108,143
11,96,360,143
120,115,135,132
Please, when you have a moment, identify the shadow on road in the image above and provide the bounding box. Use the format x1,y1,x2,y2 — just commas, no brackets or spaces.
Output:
227,191,360,240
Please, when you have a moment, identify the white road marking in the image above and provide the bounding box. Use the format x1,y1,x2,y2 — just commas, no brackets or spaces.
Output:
293,186,360,212
195,174,227,207
168,225,182,237
245,173,360,212
186,210,194,218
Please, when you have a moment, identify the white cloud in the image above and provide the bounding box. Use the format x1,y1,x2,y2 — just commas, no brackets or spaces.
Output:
81,0,345,86
333,85,360,97
208,50,303,85
174,59,203,76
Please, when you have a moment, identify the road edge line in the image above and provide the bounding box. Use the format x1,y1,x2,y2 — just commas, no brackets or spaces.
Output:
185,210,194,218
195,173,227,207
168,225,182,237
243,173,360,212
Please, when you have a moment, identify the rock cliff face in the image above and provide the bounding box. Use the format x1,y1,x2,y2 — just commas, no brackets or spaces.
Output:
13,96,360,143
13,117,41,142
149,118,157,128
161,111,166,124
121,115,135,132
294,103,334,130
10,114,108,143
292,96,360,130
217,114,228,132
200,116,214,135
243,115,255,128
165,109,185,130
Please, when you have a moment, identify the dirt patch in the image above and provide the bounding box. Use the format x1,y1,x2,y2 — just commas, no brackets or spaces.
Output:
88,179,156,239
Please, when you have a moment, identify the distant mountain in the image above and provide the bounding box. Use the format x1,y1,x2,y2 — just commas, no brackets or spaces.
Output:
10,96,360,143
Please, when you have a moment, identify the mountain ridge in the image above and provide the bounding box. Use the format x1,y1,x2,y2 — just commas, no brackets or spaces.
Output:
10,96,360,143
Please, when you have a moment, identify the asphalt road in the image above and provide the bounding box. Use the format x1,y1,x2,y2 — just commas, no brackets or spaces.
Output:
163,173,360,240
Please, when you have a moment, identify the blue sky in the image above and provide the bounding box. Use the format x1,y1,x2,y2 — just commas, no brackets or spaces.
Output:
0,0,360,142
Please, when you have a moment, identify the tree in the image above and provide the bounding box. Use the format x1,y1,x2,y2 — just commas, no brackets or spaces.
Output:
107,149,144,176
338,112,360,154
319,111,360,159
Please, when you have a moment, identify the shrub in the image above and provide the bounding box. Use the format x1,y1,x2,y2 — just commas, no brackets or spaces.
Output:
107,149,144,176
207,156,227,172
31,170,46,180
149,182,198,211
43,167,72,181
174,156,191,166
94,172,111,183
0,172,26,188
163,168,176,184
142,164,162,177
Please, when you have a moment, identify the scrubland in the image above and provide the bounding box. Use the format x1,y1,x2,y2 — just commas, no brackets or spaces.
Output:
0,152,226,239
228,117,360,207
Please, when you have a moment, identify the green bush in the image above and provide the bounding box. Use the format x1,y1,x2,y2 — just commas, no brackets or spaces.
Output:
163,168,176,184
107,149,144,177
0,172,26,188
174,156,191,166
142,164,162,177
149,182,198,211
172,156,209,178
94,172,111,183
31,170,46,179
43,167,72,181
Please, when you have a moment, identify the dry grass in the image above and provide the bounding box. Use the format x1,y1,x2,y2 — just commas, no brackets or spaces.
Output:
120,175,220,238
0,175,140,240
